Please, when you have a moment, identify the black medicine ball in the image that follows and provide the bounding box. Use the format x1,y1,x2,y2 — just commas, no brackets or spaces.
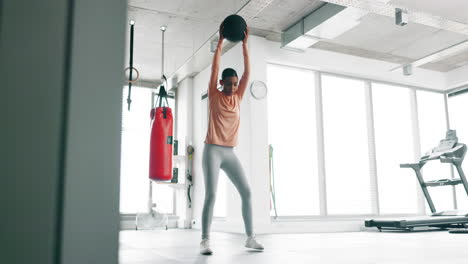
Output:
221,14,247,42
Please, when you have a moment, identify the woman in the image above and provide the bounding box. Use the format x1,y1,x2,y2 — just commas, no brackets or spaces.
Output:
200,24,264,255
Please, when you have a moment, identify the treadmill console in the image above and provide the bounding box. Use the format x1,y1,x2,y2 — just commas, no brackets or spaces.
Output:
421,130,461,161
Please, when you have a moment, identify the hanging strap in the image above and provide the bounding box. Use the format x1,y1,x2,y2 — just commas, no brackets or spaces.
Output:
127,22,135,111
162,107,167,119
151,84,170,120
152,75,169,109
157,85,170,108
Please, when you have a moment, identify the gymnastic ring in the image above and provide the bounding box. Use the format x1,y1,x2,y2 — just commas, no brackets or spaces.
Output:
124,67,140,83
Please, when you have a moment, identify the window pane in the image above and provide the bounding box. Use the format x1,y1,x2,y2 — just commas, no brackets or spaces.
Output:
417,91,453,212
448,93,468,210
322,75,371,215
267,64,320,216
373,83,418,214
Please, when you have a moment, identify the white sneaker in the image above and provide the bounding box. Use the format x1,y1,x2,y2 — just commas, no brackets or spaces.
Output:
200,239,213,255
245,236,264,250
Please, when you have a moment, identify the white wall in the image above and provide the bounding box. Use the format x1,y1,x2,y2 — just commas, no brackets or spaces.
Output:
191,63,210,231
174,77,194,228
445,64,468,91
190,36,449,234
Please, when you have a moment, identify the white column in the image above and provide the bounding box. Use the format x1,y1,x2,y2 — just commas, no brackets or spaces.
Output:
247,36,272,233
315,72,328,216
409,89,426,215
444,93,458,209
175,77,195,228
365,82,380,215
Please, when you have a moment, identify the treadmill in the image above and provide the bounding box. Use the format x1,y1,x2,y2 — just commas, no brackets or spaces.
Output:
365,130,468,231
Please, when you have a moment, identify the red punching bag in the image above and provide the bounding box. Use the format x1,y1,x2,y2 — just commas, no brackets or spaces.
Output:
149,86,173,181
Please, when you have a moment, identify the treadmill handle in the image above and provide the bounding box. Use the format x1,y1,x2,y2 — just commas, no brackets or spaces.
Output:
400,163,421,169
440,157,462,164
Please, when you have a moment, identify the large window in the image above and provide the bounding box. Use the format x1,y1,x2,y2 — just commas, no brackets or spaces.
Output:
120,87,175,214
373,83,418,214
417,91,453,212
322,75,372,215
448,92,468,210
267,64,320,216
264,65,457,217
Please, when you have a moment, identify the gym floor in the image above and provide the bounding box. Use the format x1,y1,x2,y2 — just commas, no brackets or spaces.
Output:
119,229,468,264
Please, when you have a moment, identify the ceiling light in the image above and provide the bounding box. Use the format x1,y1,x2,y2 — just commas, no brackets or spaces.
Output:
395,8,408,26
403,64,412,76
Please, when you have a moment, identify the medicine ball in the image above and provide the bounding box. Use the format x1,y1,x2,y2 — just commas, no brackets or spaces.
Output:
221,14,247,42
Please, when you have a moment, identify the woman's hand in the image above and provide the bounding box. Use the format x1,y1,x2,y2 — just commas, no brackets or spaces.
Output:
242,26,249,46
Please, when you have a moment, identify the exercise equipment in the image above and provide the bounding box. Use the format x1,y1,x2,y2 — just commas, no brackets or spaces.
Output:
149,25,173,181
135,176,168,230
365,130,468,231
125,20,139,111
136,25,172,229
221,14,247,42
136,92,170,230
148,87,173,181
449,227,468,233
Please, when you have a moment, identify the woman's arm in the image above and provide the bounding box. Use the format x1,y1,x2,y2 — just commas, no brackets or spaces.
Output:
208,25,224,96
237,27,250,99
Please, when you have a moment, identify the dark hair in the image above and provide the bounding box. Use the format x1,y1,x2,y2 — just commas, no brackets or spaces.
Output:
221,68,238,80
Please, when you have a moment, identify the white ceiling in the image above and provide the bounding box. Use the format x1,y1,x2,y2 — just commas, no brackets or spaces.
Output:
390,0,468,24
248,0,323,35
125,0,468,86
126,0,249,84
328,14,467,59
312,12,468,71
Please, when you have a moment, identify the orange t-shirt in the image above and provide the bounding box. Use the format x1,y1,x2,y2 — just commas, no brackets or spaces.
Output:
204,89,242,147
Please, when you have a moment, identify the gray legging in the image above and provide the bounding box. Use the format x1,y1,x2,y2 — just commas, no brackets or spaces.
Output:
201,143,253,239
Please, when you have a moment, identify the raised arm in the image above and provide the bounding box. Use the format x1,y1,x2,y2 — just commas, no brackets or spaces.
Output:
208,25,224,96
237,27,250,99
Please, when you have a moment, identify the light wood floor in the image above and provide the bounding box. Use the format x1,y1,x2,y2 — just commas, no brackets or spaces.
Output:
120,229,468,264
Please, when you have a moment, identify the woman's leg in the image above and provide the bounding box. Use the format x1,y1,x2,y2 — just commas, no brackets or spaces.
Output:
201,144,223,239
221,149,253,236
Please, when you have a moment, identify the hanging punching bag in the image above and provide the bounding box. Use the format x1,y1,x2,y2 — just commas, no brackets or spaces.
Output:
149,86,173,181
